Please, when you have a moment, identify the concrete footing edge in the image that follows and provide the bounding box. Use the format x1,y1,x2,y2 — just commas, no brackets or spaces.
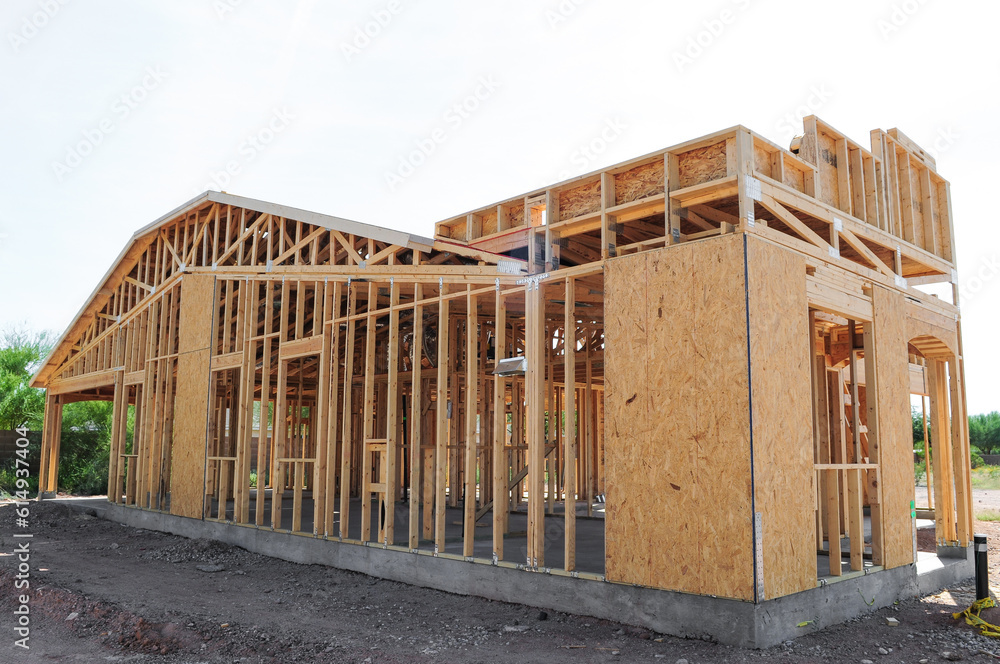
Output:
73,501,973,648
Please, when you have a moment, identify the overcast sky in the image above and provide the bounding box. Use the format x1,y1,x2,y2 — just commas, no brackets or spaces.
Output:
0,0,997,414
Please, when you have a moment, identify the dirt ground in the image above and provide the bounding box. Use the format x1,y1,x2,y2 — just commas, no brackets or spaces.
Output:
4,501,1000,663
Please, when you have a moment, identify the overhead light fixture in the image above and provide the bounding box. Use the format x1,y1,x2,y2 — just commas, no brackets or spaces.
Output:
493,356,527,376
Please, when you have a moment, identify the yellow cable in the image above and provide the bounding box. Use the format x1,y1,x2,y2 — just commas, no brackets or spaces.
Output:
953,597,1000,637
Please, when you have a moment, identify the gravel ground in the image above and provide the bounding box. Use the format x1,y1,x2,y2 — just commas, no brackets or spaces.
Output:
3,500,1000,663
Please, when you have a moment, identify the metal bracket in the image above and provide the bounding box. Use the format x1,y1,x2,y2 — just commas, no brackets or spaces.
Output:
516,273,549,288
497,259,522,275
754,512,765,600
828,246,840,259
745,175,762,202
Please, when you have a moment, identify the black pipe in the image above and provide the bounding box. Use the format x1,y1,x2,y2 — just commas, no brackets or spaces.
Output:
975,533,989,601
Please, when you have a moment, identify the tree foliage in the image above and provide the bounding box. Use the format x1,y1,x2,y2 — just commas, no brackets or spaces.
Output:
0,327,52,430
0,326,113,495
969,412,1000,455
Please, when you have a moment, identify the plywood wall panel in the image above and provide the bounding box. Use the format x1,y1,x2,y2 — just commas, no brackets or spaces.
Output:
170,274,216,519
689,235,754,601
604,251,652,586
605,234,755,601
646,247,697,593
746,236,816,598
872,286,915,568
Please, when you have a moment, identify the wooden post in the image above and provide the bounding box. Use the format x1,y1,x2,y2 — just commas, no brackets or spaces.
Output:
563,278,577,571
464,287,478,557
256,283,274,526
38,392,62,496
409,283,424,550
929,359,956,542
525,279,546,568
492,283,507,562
361,282,378,543
921,394,932,510
107,371,126,501
863,322,885,565
271,358,288,529
339,281,358,539
949,357,973,546
324,281,343,537
435,282,450,553
384,279,400,545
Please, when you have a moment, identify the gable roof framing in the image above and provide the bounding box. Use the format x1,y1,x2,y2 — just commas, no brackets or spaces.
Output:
31,190,520,388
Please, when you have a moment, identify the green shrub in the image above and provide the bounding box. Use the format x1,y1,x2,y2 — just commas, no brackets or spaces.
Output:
914,461,926,485
971,448,986,469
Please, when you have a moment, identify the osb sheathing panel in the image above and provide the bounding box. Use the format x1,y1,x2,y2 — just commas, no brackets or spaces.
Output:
504,202,524,230
753,145,772,180
559,179,601,220
481,209,498,236
872,286,916,568
677,141,728,189
746,236,816,598
604,252,652,585
615,159,664,206
783,164,805,193
605,234,754,600
170,274,216,519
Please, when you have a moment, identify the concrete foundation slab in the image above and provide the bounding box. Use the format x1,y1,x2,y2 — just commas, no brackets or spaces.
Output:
61,499,974,649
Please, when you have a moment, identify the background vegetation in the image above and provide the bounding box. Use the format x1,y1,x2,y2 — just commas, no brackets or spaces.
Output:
0,327,111,497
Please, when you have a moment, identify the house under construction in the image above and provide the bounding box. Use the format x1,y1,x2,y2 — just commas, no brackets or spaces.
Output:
31,116,974,646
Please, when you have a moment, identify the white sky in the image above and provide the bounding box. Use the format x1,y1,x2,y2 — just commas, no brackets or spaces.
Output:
0,0,997,414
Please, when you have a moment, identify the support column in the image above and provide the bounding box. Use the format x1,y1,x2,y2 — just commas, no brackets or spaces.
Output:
38,392,62,498
492,283,507,562
434,282,450,553
563,278,577,571
525,279,546,568
463,287,478,558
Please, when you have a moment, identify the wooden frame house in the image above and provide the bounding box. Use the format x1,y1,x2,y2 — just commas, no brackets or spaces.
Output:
31,115,973,645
